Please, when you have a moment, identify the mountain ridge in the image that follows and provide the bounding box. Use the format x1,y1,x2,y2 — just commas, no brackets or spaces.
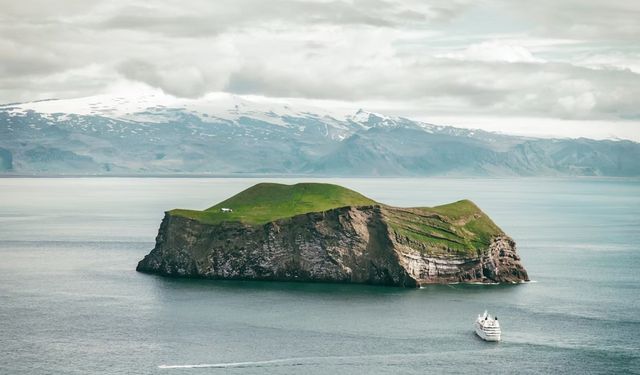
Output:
2,92,639,176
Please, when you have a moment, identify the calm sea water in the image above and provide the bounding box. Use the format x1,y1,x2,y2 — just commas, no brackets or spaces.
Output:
1,178,639,374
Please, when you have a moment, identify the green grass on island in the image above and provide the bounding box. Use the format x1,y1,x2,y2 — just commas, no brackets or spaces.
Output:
385,199,503,257
170,182,503,256
170,183,376,226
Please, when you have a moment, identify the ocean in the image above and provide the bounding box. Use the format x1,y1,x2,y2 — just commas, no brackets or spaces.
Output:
1,177,638,374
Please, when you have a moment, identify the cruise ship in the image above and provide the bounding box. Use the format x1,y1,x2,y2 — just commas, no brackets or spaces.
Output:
474,311,501,342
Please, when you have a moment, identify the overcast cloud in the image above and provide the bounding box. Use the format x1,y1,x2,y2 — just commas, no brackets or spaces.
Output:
1,0,638,139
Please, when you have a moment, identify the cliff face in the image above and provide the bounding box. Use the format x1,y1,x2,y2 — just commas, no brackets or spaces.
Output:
137,205,528,287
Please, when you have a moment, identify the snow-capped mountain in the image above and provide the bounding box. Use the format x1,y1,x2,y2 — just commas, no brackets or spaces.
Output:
4,88,509,139
1,91,639,176
4,91,359,140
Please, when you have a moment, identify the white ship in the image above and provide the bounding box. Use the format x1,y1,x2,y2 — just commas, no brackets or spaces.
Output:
474,311,501,342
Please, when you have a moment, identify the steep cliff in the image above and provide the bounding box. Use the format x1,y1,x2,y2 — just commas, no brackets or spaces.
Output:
137,183,528,287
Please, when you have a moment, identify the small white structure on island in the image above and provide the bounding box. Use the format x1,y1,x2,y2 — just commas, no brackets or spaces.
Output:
220,207,233,213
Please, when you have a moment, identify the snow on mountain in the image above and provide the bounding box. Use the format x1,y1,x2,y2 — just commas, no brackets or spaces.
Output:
2,90,472,145
3,89,637,176
0,88,528,147
2,89,379,141
3,89,349,125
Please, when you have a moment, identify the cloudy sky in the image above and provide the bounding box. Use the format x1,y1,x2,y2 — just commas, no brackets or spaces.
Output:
1,0,639,140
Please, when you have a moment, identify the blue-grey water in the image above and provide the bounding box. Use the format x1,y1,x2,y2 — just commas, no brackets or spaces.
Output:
1,178,639,374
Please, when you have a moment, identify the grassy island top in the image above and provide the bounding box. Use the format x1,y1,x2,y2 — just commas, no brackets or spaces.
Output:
169,182,504,256
170,182,376,225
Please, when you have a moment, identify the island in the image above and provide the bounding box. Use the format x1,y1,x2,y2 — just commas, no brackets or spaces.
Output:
136,183,529,287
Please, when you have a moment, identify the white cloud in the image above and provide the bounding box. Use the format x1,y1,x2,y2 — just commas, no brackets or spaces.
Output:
495,0,640,41
572,51,640,74
557,92,597,117
438,41,545,63
0,0,638,139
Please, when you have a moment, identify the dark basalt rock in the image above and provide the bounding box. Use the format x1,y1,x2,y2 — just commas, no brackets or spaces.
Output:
137,205,528,287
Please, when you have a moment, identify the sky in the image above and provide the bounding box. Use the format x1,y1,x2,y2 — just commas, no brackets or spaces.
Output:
1,0,639,140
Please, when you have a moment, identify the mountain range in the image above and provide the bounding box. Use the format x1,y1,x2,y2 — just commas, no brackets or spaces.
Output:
1,91,638,176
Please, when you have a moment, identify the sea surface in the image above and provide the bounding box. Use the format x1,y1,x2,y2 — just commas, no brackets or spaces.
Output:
1,177,639,374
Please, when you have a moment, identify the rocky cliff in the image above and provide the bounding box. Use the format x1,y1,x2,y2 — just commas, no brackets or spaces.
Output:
137,185,528,287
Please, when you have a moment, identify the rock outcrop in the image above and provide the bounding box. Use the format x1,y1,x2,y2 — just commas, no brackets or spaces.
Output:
137,203,529,287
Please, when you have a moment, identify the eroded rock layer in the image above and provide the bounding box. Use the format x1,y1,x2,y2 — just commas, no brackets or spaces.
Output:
137,205,528,287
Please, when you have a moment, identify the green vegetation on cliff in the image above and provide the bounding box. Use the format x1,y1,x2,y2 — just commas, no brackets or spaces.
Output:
170,183,376,225
170,183,503,257
384,200,503,257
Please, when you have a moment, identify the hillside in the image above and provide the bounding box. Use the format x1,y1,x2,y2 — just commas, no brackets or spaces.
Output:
384,200,503,257
170,183,503,257
170,183,376,225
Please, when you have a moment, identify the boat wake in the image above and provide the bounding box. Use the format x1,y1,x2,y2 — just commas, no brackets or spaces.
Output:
159,358,304,369
159,352,440,369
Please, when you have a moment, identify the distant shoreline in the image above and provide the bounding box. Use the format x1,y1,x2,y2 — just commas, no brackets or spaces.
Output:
0,173,316,179
1,174,639,180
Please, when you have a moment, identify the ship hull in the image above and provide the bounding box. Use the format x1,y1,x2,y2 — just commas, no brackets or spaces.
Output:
474,323,501,342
